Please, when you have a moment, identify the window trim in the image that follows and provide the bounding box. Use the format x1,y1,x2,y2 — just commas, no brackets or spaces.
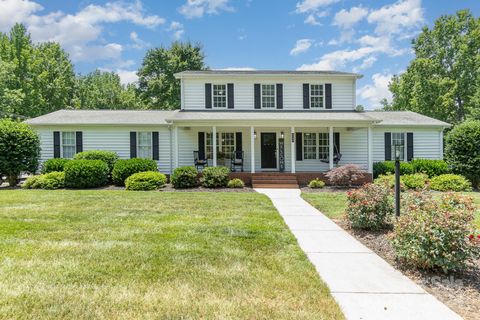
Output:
60,131,76,159
303,133,317,160
390,132,407,161
212,83,228,109
205,131,236,159
137,131,153,159
301,132,330,160
310,84,325,109
260,84,276,109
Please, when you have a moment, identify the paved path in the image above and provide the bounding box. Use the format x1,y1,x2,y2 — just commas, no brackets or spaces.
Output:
256,188,461,320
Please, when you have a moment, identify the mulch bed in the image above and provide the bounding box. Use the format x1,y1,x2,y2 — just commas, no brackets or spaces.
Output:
335,219,480,320
301,186,354,193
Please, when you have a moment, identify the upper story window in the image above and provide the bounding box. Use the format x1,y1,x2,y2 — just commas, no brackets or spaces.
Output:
213,84,227,108
61,132,76,158
310,84,324,108
391,132,405,161
137,131,152,159
261,84,276,108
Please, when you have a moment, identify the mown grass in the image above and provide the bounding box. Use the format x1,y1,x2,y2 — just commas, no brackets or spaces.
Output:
302,191,480,228
0,190,343,320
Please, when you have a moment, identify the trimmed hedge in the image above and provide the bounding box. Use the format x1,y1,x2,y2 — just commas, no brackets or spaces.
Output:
171,166,198,189
41,158,71,173
373,161,414,178
64,160,109,188
201,166,230,188
125,171,167,191
112,158,158,186
74,150,119,173
430,174,472,192
227,178,245,188
373,159,449,178
23,171,65,190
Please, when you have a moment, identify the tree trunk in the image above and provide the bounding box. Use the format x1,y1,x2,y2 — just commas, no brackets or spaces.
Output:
7,175,18,187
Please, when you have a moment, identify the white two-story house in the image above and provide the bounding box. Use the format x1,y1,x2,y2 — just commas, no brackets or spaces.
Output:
26,70,450,187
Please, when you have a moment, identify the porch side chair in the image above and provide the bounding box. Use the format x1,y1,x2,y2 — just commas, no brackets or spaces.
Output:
193,151,208,171
230,150,244,172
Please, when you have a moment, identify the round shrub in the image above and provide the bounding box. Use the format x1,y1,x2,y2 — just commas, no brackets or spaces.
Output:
410,159,449,177
171,166,199,189
445,120,480,188
0,119,40,186
64,160,109,188
125,171,167,191
430,174,472,192
402,173,429,190
346,183,394,230
391,192,479,272
325,164,366,187
308,178,325,189
112,158,158,186
22,175,42,189
23,172,65,190
74,150,119,173
202,166,230,188
41,158,71,173
227,178,245,188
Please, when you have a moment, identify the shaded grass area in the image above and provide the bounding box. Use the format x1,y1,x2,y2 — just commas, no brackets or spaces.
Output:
302,191,480,228
0,190,342,319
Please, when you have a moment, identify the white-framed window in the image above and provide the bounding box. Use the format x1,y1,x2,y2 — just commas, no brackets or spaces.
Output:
206,132,235,159
303,133,317,160
261,84,276,108
61,132,76,159
391,132,405,161
137,131,152,159
310,84,324,108
318,133,329,160
212,84,227,108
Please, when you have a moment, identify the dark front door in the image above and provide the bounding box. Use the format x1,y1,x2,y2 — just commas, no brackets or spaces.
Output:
261,132,277,169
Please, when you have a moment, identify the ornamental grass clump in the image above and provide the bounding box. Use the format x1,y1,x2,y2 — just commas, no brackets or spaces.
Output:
325,164,366,187
391,192,479,273
345,183,394,230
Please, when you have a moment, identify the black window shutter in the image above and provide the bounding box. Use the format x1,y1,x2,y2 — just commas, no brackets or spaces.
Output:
384,132,392,161
198,132,205,159
303,83,310,109
407,132,414,161
205,83,212,109
325,83,332,109
53,131,60,158
296,132,303,161
276,83,283,109
227,83,234,109
75,131,83,153
235,132,242,152
152,132,159,160
130,132,137,158
254,84,261,109
334,132,340,153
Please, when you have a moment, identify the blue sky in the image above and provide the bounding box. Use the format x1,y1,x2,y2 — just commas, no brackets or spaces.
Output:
0,0,479,108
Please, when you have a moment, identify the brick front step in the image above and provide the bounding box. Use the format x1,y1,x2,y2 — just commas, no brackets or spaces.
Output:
252,183,299,188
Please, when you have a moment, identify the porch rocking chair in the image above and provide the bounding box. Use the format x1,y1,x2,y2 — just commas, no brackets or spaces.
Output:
193,151,208,171
230,150,244,172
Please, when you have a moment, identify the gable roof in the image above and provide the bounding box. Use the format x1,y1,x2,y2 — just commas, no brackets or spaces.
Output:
175,70,363,79
366,111,450,127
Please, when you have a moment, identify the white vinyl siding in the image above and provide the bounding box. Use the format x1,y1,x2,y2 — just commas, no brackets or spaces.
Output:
183,78,355,110
61,132,76,158
137,132,152,159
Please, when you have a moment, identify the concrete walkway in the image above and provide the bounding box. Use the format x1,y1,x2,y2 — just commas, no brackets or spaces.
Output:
256,188,461,320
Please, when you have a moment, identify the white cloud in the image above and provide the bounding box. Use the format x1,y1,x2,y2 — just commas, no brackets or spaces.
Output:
168,21,184,40
295,0,339,13
367,0,424,35
353,56,377,72
333,6,368,29
290,39,313,56
298,46,376,70
304,10,329,25
179,0,233,19
357,73,393,108
129,31,150,49
0,0,165,62
116,69,139,85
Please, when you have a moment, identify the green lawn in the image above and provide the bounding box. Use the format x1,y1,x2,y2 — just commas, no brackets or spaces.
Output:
302,191,480,228
0,190,343,320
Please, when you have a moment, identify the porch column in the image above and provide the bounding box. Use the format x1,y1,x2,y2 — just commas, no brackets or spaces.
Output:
329,126,334,170
174,126,179,169
291,126,296,173
367,127,373,173
250,126,255,173
212,126,217,167
439,130,444,159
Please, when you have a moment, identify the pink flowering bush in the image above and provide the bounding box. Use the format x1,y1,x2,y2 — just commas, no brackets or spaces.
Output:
325,164,366,187
391,192,479,273
345,183,394,230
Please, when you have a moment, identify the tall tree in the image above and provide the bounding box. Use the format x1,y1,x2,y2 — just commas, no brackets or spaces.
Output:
74,70,145,110
386,10,480,125
137,42,206,110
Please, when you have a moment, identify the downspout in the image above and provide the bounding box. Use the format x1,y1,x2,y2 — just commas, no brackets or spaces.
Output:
167,121,173,175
